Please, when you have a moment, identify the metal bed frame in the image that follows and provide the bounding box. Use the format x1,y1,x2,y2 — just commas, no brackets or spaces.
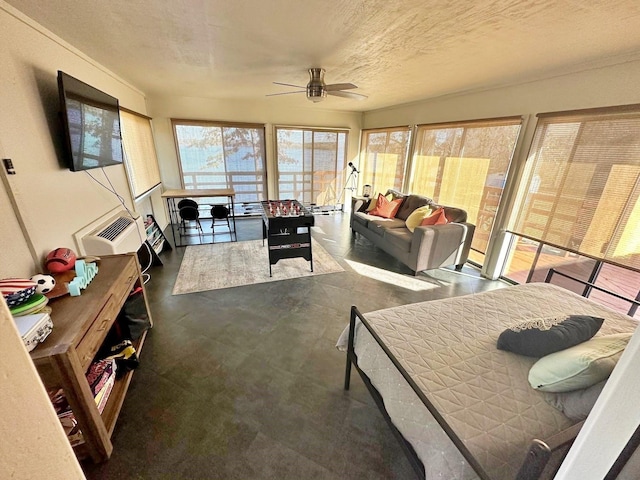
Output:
343,274,640,479
344,306,580,480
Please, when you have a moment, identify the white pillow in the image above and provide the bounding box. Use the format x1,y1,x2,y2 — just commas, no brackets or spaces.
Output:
528,333,631,393
404,206,432,232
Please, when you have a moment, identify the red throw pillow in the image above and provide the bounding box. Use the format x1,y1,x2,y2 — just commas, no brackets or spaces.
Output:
420,207,448,226
369,193,403,219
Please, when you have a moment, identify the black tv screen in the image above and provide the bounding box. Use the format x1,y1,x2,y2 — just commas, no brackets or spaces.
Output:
57,71,124,172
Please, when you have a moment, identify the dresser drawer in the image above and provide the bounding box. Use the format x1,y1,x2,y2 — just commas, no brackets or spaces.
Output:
76,293,119,371
75,258,138,371
115,258,138,306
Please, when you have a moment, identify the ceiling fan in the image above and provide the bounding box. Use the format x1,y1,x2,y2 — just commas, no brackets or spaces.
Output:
267,68,368,103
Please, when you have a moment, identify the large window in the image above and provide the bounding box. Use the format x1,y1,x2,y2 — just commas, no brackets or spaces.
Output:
172,120,266,204
120,109,161,199
275,127,348,205
409,118,521,263
509,106,640,271
360,127,411,194
503,105,640,317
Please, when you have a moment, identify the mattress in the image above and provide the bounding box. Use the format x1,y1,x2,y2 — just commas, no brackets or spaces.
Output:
337,282,638,479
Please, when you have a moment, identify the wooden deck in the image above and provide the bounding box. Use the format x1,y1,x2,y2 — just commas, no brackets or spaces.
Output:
504,241,640,320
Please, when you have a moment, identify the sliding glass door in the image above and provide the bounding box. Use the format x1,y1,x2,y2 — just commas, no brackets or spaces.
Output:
275,127,348,206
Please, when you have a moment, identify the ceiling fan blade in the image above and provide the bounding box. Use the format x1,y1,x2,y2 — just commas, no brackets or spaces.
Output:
327,90,368,100
273,82,306,89
325,83,358,91
266,91,306,97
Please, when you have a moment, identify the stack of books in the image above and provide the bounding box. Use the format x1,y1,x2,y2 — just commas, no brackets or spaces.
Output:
49,389,83,446
48,358,117,445
87,358,117,414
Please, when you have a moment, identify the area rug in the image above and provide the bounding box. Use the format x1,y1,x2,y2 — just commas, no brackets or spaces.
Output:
172,239,344,295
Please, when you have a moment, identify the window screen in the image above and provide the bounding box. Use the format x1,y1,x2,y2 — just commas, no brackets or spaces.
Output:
411,118,521,255
172,120,267,204
510,106,640,271
120,109,161,199
360,127,411,193
275,126,348,205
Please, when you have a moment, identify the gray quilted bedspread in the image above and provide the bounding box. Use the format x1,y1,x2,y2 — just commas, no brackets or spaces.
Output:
343,282,637,479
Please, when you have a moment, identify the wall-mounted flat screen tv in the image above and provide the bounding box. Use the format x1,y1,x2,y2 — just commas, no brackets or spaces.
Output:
57,71,124,172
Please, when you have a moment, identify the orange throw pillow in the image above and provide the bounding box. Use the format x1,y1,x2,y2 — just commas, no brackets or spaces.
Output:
369,193,403,219
420,207,448,226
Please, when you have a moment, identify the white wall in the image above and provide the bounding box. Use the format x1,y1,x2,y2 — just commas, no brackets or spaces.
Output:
0,3,150,278
0,141,37,277
148,95,363,200
0,299,85,479
362,56,640,128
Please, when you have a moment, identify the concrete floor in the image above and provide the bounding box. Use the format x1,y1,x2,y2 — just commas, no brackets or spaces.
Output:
83,212,507,480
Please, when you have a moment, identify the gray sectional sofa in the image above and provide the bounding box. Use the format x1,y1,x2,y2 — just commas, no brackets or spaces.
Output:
350,190,475,274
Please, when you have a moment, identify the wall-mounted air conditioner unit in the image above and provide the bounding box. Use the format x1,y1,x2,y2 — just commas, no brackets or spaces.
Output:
80,212,145,255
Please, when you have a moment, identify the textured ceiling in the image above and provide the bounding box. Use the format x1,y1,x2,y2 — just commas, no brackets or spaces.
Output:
6,0,640,111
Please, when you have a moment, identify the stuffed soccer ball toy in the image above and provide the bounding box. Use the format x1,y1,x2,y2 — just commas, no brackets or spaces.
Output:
30,274,56,294
44,248,77,273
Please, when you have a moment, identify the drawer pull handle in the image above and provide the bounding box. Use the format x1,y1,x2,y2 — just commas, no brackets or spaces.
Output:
97,317,111,332
98,318,111,332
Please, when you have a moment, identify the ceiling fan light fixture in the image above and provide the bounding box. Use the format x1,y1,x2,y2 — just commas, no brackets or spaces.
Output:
269,67,366,103
307,68,326,102
307,85,326,102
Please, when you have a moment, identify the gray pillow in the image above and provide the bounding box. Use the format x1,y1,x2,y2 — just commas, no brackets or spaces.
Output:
497,315,604,357
544,380,606,421
395,194,431,221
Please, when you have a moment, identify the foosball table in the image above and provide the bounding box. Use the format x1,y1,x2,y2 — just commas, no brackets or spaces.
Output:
260,200,315,276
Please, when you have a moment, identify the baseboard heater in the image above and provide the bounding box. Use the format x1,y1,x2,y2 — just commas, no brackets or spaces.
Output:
80,212,145,255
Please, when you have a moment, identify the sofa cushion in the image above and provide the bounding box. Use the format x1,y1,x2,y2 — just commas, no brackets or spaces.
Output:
405,206,433,232
355,198,371,212
369,193,403,218
385,189,407,200
441,206,467,223
357,192,390,212
396,194,432,221
352,211,372,228
421,207,448,226
383,228,412,252
367,217,407,236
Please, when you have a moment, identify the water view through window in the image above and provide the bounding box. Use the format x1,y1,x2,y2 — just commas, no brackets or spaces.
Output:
173,121,267,205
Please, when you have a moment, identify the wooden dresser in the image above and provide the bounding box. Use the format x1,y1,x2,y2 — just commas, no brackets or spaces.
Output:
29,253,153,462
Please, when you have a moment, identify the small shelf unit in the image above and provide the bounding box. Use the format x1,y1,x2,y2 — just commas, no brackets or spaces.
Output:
142,214,171,266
